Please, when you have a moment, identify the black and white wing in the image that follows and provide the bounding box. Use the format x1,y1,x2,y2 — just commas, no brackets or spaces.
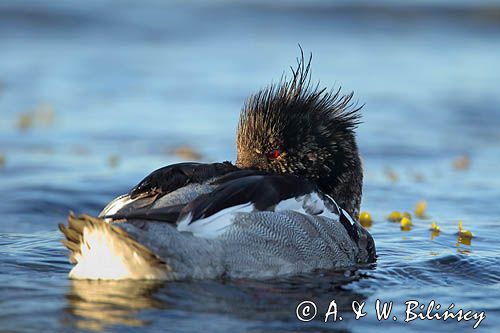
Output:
175,171,348,238
101,164,364,245
100,161,238,222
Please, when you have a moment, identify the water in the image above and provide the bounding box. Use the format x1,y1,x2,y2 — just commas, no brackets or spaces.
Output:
1,1,500,332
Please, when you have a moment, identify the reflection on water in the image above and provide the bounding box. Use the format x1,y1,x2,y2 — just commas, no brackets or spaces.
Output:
65,280,166,332
64,270,371,332
456,236,472,250
430,230,440,240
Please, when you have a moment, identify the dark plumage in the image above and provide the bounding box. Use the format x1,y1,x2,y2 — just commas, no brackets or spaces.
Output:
236,53,363,218
129,162,238,200
178,172,316,222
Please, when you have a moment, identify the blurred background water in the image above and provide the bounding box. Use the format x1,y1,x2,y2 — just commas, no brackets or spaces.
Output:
1,0,500,332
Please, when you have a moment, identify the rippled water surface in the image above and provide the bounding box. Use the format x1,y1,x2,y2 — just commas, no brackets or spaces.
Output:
1,1,500,332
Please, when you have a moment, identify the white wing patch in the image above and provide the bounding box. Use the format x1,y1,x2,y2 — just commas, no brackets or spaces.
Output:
177,203,254,239
177,191,340,239
341,208,356,226
275,192,339,220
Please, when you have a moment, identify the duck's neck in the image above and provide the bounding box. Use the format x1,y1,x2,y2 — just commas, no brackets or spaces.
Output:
318,145,363,220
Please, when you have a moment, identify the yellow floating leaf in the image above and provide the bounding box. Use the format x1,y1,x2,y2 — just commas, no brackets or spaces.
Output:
414,200,426,218
403,211,412,220
430,221,440,240
400,216,412,231
384,168,399,183
413,172,424,182
460,230,473,238
457,235,472,246
108,155,120,168
387,211,402,222
173,146,202,161
458,221,473,238
453,155,470,170
34,103,55,127
431,221,440,232
18,113,34,130
359,211,372,228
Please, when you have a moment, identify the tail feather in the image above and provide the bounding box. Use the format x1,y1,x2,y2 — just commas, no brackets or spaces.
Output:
59,213,172,280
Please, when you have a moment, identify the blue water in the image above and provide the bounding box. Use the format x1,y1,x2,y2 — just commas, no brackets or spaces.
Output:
1,1,500,332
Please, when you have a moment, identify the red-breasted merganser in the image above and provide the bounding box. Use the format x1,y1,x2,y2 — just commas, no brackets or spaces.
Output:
59,53,375,280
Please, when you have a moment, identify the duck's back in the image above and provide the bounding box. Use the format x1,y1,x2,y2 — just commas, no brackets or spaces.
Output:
60,162,375,280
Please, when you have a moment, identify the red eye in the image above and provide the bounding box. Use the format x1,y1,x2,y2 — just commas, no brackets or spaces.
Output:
266,149,281,160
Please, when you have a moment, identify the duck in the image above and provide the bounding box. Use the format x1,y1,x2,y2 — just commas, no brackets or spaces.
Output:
59,54,376,280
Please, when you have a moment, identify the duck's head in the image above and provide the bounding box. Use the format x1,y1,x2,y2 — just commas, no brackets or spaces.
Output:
236,54,363,218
